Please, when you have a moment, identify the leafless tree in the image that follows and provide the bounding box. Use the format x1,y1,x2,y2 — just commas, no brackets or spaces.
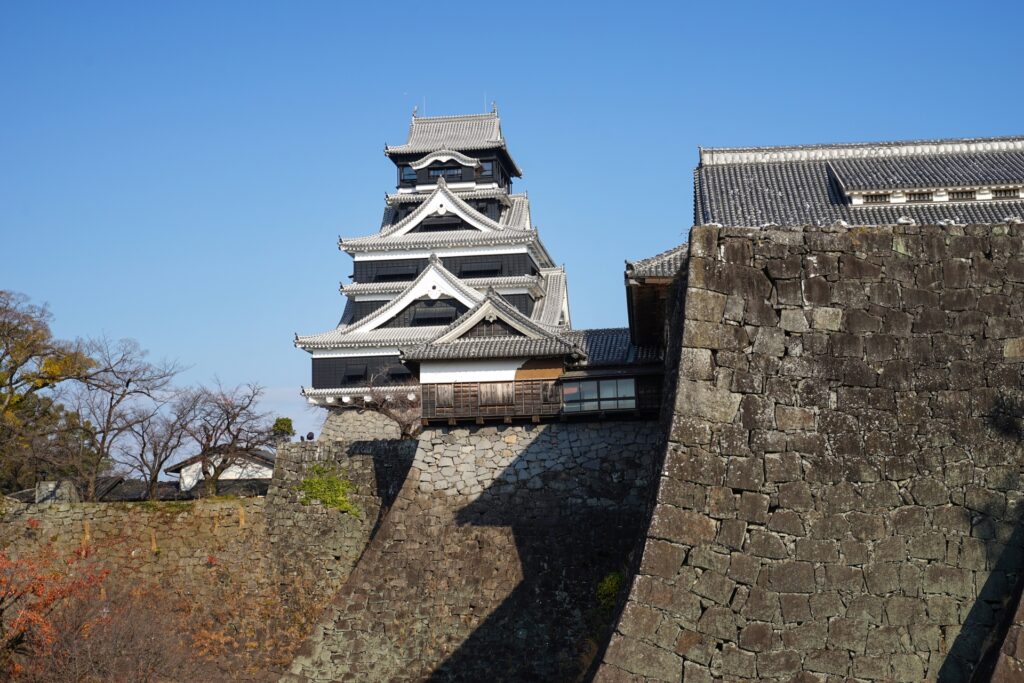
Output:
65,337,180,500
361,371,422,439
181,382,273,496
119,390,197,499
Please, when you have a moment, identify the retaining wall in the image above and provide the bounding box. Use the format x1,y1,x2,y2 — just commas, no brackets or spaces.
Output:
598,223,1024,683
284,420,663,682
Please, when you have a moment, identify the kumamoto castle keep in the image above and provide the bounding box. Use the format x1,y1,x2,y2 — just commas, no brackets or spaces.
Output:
9,109,1024,683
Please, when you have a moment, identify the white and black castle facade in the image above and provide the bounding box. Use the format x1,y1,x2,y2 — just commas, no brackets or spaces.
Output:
296,110,662,423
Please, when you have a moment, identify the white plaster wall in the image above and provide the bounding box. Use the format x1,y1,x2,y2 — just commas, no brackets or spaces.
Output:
177,459,274,491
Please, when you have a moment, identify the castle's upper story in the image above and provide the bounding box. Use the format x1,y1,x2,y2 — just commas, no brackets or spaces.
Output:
695,134,1024,227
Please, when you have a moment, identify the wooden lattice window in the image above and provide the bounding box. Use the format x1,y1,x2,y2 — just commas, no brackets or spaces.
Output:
950,190,976,201
435,385,454,408
479,382,515,406
863,193,890,204
907,192,932,203
994,188,1019,199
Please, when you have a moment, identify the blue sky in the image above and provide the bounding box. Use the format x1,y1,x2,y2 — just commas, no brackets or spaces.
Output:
2,1,1022,436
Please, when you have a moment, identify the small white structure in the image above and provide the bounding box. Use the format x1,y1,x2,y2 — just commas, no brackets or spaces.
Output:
164,449,275,492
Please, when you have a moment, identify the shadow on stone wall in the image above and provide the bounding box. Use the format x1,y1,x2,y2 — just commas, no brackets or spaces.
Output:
949,397,1024,682
427,426,658,682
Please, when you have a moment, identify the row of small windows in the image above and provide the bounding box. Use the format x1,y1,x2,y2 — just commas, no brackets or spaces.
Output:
862,188,1021,204
562,378,637,412
400,161,496,183
433,378,637,412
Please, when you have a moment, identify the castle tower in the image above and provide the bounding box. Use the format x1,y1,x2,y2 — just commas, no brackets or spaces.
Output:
296,110,580,420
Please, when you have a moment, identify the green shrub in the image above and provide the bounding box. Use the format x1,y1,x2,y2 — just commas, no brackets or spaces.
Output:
596,571,624,615
298,465,360,517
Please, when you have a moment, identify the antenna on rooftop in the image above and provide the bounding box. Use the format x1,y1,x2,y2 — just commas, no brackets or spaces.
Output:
492,101,498,114
412,105,418,118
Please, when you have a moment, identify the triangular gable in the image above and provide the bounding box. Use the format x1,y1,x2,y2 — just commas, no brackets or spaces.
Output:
465,318,526,338
380,178,502,238
434,292,556,344
348,256,484,335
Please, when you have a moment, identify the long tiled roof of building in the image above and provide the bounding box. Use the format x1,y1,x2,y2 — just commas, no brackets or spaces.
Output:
695,135,1024,227
295,326,443,350
386,187,513,204
340,228,541,253
341,275,543,297
563,328,663,368
626,243,689,279
385,112,523,175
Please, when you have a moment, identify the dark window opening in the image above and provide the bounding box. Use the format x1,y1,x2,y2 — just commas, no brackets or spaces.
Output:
344,364,367,382
863,193,890,204
400,166,417,183
994,188,1019,199
428,166,463,180
908,192,932,203
374,264,419,282
950,190,976,201
477,161,494,179
388,364,412,378
562,378,636,413
411,307,458,326
460,260,502,277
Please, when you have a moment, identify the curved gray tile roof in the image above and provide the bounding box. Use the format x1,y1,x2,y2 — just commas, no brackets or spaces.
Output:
384,112,522,175
627,243,689,279
563,328,663,368
831,152,1024,191
696,140,1024,228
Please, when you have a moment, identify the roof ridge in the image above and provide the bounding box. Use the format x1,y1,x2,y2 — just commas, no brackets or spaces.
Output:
701,135,1024,166
410,112,500,123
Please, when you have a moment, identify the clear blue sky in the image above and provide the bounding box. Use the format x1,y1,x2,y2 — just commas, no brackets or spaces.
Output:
3,1,1022,436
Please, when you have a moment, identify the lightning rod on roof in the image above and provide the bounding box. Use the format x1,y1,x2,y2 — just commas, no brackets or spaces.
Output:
412,105,418,118
492,101,498,114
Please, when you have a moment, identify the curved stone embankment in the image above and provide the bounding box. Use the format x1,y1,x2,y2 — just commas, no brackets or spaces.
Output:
597,224,1024,683
283,420,662,682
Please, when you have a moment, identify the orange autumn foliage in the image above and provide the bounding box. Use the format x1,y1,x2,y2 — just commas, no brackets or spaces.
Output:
0,546,107,677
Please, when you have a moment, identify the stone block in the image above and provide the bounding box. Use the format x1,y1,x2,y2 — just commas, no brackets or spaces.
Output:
696,605,738,641
675,381,742,424
768,562,816,593
685,289,728,322
775,405,815,431
604,634,682,682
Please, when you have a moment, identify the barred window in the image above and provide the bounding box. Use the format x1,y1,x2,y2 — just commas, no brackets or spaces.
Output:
907,192,932,203
950,190,976,201
994,188,1019,199
541,381,560,404
428,166,463,180
479,382,515,406
863,193,890,204
435,385,453,408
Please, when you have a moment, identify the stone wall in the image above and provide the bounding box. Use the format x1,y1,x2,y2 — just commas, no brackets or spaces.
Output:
266,437,416,593
284,420,663,682
598,223,1024,682
0,497,269,593
318,408,402,442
